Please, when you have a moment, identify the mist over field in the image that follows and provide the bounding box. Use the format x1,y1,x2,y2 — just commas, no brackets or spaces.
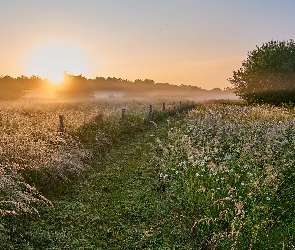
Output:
0,74,237,102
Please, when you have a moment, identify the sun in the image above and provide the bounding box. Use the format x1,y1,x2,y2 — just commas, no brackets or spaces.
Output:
26,42,88,84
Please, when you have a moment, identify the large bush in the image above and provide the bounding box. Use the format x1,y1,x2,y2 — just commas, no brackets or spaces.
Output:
229,40,295,104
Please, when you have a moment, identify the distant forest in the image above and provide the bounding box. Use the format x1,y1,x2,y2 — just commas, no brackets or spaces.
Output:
0,73,235,100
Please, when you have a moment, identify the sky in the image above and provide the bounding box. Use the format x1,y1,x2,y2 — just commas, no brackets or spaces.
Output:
1,0,295,89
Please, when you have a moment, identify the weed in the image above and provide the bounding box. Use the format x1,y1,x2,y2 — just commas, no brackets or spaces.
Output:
153,103,295,248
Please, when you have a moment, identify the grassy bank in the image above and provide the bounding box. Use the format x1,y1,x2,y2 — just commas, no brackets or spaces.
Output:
0,111,193,249
1,101,294,249
152,103,295,249
0,99,194,216
0,99,195,249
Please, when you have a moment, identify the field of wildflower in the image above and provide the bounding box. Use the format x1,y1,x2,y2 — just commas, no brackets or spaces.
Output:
0,99,190,217
1,99,294,249
153,102,295,249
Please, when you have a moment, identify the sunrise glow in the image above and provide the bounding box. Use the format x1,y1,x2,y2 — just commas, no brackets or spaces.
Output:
1,1,295,89
26,42,88,84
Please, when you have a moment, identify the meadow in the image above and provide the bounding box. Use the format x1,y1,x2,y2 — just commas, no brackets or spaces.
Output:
0,99,190,216
153,101,295,249
0,99,294,249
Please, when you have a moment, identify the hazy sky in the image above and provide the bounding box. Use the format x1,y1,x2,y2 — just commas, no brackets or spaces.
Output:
1,0,295,89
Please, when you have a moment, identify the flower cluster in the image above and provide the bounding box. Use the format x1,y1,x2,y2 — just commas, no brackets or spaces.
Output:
153,103,295,248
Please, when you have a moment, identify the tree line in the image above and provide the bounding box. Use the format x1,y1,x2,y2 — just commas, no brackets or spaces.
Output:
0,73,233,100
3,39,294,103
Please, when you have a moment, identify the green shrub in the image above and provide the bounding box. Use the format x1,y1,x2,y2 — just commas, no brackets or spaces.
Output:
229,40,295,105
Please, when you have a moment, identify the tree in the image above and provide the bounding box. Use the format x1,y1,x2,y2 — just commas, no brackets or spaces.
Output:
0,76,31,100
228,40,295,104
57,73,95,99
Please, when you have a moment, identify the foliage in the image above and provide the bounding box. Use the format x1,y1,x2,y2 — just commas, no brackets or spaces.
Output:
0,100,195,249
0,73,234,100
0,115,189,249
0,165,52,216
0,75,41,100
1,101,294,249
57,74,95,99
229,40,295,104
153,103,295,248
0,99,193,217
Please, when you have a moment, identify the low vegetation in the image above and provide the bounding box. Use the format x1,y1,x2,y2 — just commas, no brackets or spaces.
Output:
0,100,294,249
0,99,192,216
153,102,295,248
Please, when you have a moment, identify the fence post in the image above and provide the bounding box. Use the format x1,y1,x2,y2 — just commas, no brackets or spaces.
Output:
179,101,182,107
122,108,126,121
149,105,153,121
59,115,65,133
162,102,166,111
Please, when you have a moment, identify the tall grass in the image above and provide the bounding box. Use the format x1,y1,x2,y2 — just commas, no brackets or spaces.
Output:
0,99,193,216
153,103,295,249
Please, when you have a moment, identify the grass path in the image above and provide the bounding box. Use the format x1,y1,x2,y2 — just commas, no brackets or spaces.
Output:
2,118,191,249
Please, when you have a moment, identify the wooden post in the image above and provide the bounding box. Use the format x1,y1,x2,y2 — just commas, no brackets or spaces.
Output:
59,115,65,133
162,102,166,111
122,108,126,121
179,101,182,107
149,105,153,121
